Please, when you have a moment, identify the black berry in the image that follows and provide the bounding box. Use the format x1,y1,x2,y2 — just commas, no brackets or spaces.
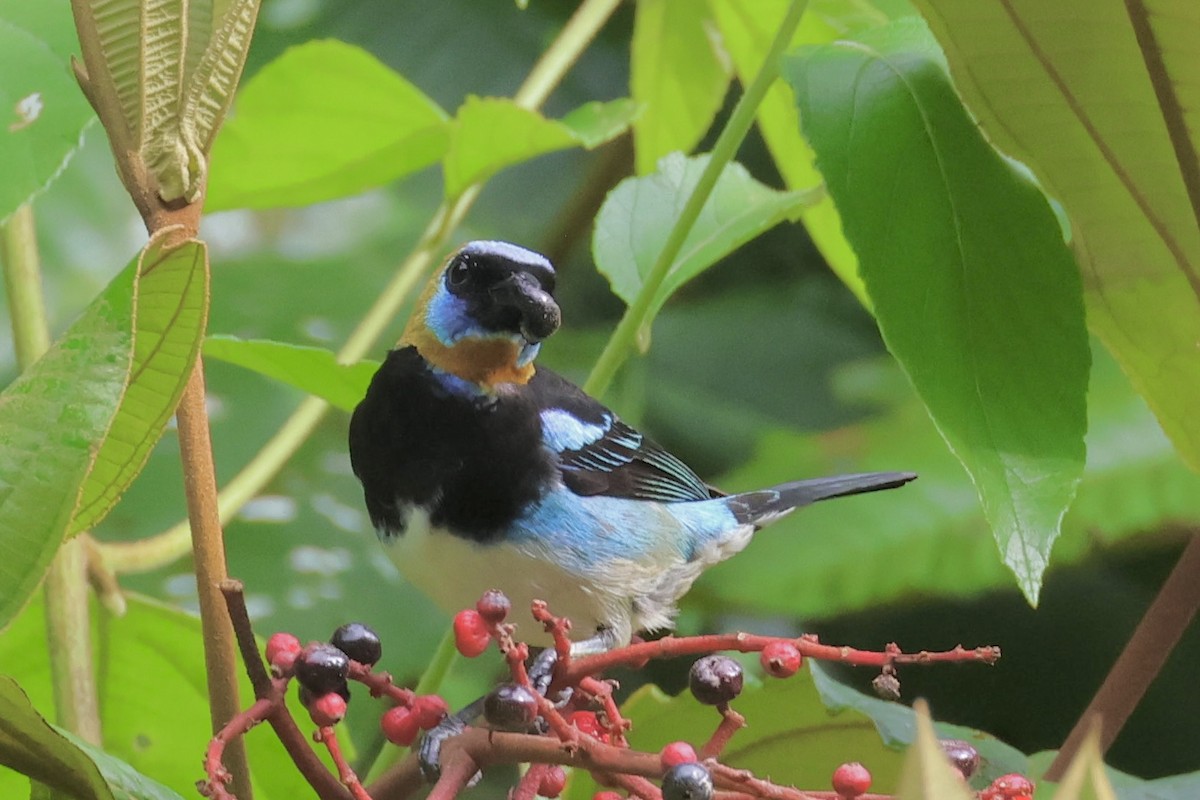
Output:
940,739,980,779
294,642,350,695
688,655,744,705
330,622,382,666
661,762,714,800
483,683,539,731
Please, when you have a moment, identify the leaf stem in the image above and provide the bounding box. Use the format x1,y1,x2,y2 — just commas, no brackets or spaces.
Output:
176,360,256,800
2,204,103,747
583,0,811,397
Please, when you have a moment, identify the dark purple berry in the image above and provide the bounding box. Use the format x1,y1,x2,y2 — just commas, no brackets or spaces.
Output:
476,589,511,624
330,622,382,666
688,655,743,705
483,683,539,731
661,762,714,800
939,739,980,779
294,642,350,695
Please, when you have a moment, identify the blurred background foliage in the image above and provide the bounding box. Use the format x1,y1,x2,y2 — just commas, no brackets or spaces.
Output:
2,0,1199,790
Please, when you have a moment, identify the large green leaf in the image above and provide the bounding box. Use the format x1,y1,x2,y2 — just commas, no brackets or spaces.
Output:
203,335,377,412
1,677,117,800
786,19,1090,603
71,237,209,534
911,0,1200,474
207,39,449,211
707,0,867,302
441,96,636,199
0,677,186,800
0,234,207,629
0,595,320,800
629,0,730,174
592,152,814,323
695,345,1200,619
0,1,95,223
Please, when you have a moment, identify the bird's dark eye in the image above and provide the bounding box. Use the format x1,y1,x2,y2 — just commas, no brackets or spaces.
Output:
447,258,470,288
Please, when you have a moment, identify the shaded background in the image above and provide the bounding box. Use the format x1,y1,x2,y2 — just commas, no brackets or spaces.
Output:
3,0,1198,781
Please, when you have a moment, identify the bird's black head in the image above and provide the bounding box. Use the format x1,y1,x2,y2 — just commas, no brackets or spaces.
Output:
442,241,560,343
400,241,561,388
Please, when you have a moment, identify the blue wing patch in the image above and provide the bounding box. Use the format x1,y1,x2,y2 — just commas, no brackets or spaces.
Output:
537,404,713,503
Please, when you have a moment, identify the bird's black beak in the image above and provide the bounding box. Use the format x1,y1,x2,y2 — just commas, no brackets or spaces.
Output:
489,272,561,342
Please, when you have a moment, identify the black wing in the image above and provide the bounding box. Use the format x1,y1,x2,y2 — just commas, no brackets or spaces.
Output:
526,367,717,502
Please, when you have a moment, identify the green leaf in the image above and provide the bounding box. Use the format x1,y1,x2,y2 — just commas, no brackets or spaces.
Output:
0,2,95,223
0,594,321,800
811,665,1027,787
559,98,640,149
786,18,1090,603
592,152,815,322
206,39,449,211
0,677,184,800
0,233,207,629
70,0,262,202
71,237,209,535
696,344,1200,619
442,96,635,199
708,0,867,302
629,0,730,174
0,269,134,630
203,335,377,412
565,666,906,800
182,0,260,152
0,677,115,800
895,700,975,800
910,0,1200,474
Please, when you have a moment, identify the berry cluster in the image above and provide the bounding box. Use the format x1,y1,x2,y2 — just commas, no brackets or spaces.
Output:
203,580,1003,800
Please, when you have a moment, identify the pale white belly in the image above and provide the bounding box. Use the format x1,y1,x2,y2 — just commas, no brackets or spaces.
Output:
380,508,623,646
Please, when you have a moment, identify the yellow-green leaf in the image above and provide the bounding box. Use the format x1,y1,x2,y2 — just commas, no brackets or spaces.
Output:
70,236,209,535
912,0,1200,472
630,0,730,174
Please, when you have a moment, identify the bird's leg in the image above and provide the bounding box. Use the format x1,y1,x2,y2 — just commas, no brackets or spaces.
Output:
418,695,485,782
566,625,623,658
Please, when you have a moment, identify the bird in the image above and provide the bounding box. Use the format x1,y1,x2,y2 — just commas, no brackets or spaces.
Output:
349,240,915,654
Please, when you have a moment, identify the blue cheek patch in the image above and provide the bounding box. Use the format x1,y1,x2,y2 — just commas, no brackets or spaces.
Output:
541,409,609,452
425,283,487,346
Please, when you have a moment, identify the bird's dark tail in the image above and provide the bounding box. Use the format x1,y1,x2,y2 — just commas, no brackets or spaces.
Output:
725,472,916,526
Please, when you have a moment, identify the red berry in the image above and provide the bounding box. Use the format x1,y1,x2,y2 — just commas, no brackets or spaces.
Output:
831,762,872,798
453,609,491,657
476,589,511,624
760,641,802,678
593,793,622,800
266,632,302,673
537,765,567,798
380,705,422,747
982,774,1035,799
660,741,698,769
307,692,347,727
570,710,603,737
413,694,449,729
